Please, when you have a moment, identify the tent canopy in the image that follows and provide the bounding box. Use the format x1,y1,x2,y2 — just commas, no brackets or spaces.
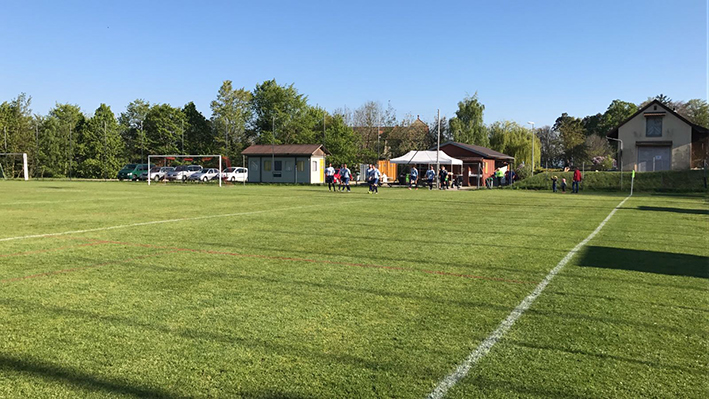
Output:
390,150,463,165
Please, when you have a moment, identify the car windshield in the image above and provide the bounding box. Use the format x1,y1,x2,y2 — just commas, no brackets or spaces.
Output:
188,165,202,171
225,167,236,172
162,167,174,172
150,167,161,172
137,165,148,170
175,166,187,171
123,164,137,170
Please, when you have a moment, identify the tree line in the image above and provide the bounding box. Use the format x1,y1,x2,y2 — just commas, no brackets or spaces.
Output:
1,80,707,179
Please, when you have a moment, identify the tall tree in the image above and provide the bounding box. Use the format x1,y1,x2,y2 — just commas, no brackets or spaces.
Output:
683,99,709,128
211,80,252,160
535,125,563,168
323,113,360,166
0,93,35,177
46,103,84,177
449,93,488,146
143,104,185,156
249,79,310,146
553,113,585,166
488,120,540,167
183,102,215,155
118,99,150,162
599,99,638,134
74,104,124,178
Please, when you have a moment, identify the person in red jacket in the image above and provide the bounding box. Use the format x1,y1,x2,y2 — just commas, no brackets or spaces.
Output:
572,168,582,193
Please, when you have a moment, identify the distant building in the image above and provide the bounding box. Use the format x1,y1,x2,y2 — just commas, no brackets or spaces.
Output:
432,141,514,186
242,144,329,183
607,100,709,171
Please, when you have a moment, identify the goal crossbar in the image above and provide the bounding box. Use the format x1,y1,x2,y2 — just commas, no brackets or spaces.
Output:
0,153,28,181
147,154,223,187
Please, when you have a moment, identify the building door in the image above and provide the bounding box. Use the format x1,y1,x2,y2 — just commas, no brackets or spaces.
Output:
637,146,671,172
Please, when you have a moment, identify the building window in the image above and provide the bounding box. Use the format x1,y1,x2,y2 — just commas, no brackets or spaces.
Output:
264,160,271,172
274,161,282,171
296,160,305,172
312,161,318,171
646,116,662,137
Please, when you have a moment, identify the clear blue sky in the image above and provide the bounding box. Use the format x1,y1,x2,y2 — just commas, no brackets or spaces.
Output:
1,0,706,128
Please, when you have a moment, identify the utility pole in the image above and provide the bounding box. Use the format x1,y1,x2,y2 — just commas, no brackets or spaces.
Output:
3,126,6,152
181,119,184,154
103,121,107,180
139,120,144,163
69,126,73,180
436,109,441,189
272,115,276,174
527,121,535,175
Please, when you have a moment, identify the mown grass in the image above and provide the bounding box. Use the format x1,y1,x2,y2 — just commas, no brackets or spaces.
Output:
0,181,706,398
513,170,708,192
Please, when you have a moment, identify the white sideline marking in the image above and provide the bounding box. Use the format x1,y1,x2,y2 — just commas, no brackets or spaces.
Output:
428,195,631,399
0,203,347,243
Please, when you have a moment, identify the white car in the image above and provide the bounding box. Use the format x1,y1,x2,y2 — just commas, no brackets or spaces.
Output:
188,168,220,182
167,165,203,181
140,166,174,181
221,167,248,183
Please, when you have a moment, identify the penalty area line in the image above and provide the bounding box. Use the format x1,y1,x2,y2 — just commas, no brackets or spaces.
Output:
427,194,632,399
0,202,354,243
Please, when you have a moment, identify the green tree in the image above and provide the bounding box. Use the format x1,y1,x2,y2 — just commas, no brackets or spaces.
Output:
46,103,84,177
553,113,585,166
599,100,638,134
118,99,150,162
0,93,35,177
536,125,563,168
449,93,488,146
144,104,186,156
183,102,215,155
74,104,124,178
211,81,252,160
250,79,310,145
488,120,539,168
684,99,709,128
323,112,360,166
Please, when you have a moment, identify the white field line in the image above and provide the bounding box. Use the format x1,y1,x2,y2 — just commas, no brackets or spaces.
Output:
428,195,631,399
0,197,148,206
0,202,350,243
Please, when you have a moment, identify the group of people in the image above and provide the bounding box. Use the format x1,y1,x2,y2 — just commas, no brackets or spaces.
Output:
551,168,583,193
408,165,460,190
324,163,353,192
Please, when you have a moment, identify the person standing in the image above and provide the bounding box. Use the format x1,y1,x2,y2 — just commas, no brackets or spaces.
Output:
561,177,567,193
340,164,352,192
439,166,448,190
325,163,336,191
409,166,419,190
372,165,381,194
425,165,436,190
572,168,582,193
495,168,503,187
366,164,374,194
551,175,558,193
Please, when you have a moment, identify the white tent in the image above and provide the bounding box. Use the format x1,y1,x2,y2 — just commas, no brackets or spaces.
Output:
390,150,463,165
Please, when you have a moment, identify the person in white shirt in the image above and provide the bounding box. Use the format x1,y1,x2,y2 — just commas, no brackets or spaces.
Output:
325,163,336,191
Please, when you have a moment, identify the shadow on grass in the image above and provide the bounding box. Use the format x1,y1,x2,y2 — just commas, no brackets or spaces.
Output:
0,353,184,398
635,206,709,215
577,246,708,279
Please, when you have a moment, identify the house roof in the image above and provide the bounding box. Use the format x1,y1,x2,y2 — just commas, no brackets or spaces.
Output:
430,141,515,161
241,144,329,156
607,99,709,138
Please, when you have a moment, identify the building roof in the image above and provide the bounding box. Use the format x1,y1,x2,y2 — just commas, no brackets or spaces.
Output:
430,141,514,161
607,99,709,138
241,144,329,156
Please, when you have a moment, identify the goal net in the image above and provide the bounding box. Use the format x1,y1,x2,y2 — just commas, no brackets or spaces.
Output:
147,154,225,187
0,153,29,180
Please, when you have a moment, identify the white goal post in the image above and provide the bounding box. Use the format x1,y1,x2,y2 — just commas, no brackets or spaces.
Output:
0,153,29,180
147,154,223,187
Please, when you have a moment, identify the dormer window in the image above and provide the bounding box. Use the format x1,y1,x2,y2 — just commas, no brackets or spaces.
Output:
646,115,663,137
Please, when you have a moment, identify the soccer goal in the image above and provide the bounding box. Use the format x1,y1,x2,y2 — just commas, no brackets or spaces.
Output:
0,153,29,180
147,154,224,187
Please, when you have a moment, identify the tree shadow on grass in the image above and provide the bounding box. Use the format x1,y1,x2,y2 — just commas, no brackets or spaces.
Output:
577,246,708,279
0,353,185,398
635,206,709,215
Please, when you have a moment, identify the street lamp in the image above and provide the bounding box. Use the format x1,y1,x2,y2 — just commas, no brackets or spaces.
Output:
527,121,535,176
607,137,623,190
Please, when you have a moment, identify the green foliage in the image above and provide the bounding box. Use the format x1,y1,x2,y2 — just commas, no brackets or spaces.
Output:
250,79,309,145
183,102,215,155
144,104,186,156
449,93,488,147
74,104,124,178
0,93,35,177
118,99,150,162
684,99,709,128
553,113,585,166
323,113,359,166
488,120,540,167
514,170,707,192
210,81,251,160
599,99,638,134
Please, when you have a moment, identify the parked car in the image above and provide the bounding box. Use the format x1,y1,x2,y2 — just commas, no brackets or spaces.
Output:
117,164,148,181
139,166,175,181
167,165,203,181
188,168,220,182
221,167,248,182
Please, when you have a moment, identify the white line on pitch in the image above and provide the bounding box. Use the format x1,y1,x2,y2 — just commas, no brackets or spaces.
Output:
427,195,632,399
0,202,356,243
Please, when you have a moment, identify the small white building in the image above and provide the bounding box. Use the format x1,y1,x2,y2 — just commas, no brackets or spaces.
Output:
242,144,328,184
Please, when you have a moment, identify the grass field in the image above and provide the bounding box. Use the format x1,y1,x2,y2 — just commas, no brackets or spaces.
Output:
0,181,706,398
